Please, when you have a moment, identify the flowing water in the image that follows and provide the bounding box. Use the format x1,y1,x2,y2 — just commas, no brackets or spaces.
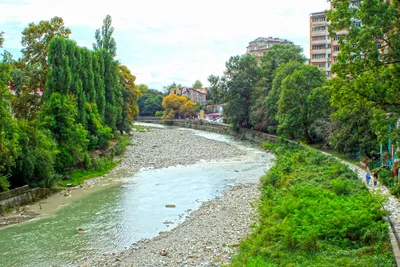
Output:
0,127,274,267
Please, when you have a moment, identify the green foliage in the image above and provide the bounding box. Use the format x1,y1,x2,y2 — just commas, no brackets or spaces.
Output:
0,18,136,191
155,110,163,117
251,45,306,132
277,65,326,143
192,80,203,89
327,0,400,151
138,89,164,116
0,61,19,191
230,142,394,266
0,175,10,192
210,54,260,128
378,168,393,187
38,93,89,171
93,15,117,57
114,135,130,156
390,184,400,199
85,103,114,150
11,120,58,188
118,65,141,133
10,66,41,120
0,31,4,47
264,61,303,133
21,16,71,89
59,159,118,187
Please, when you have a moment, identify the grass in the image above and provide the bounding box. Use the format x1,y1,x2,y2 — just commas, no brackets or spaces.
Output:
132,124,150,132
57,134,131,187
309,144,361,167
58,160,118,187
229,141,394,267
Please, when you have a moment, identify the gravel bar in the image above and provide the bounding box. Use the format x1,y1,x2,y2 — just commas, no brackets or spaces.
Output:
80,127,263,266
117,128,246,171
89,184,259,267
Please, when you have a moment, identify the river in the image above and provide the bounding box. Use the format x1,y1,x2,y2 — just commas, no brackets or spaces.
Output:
0,126,273,266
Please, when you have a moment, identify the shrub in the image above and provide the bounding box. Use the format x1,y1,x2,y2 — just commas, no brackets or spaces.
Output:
378,168,393,187
155,110,163,117
390,184,400,198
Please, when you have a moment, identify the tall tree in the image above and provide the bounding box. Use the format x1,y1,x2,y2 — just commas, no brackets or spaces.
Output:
0,58,19,191
38,93,89,171
21,17,71,90
10,65,41,120
93,15,117,57
138,89,164,116
214,54,260,128
327,0,400,148
264,61,303,133
118,65,141,132
136,84,149,95
277,65,326,143
0,31,4,47
162,94,197,119
192,80,203,89
251,44,306,131
163,82,182,94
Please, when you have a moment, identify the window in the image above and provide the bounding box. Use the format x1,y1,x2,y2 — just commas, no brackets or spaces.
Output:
327,71,331,78
312,54,326,59
333,57,337,62
318,63,325,68
312,16,326,22
334,35,345,41
333,46,340,52
312,35,326,41
312,26,326,32
312,44,328,50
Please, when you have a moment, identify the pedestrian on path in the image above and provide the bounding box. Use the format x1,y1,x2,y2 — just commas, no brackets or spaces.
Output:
366,172,371,185
373,171,378,186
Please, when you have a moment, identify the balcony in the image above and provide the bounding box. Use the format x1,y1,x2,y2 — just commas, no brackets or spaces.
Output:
310,58,327,63
311,49,330,54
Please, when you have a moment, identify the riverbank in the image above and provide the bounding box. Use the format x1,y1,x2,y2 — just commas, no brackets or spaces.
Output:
84,184,260,267
0,127,247,228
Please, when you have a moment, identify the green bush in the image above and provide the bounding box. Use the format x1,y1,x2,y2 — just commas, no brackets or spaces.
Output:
0,175,10,192
114,135,130,156
390,184,400,198
230,142,394,267
378,168,393,187
155,110,163,117
11,120,58,188
38,93,89,172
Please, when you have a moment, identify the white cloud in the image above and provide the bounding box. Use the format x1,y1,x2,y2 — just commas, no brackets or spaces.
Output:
0,0,330,89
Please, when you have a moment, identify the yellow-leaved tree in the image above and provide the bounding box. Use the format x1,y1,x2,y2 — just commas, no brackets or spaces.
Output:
162,94,198,119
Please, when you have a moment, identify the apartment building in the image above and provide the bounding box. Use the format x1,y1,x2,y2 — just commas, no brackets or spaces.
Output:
309,11,332,78
311,1,367,78
247,37,293,57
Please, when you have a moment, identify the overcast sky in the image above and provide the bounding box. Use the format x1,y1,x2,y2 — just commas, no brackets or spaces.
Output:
0,0,330,90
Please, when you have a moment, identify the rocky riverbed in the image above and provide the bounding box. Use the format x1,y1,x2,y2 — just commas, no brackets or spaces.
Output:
78,127,263,266
118,127,246,170
86,184,260,267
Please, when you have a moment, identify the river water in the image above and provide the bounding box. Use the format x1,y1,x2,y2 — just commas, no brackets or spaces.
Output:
0,127,274,267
